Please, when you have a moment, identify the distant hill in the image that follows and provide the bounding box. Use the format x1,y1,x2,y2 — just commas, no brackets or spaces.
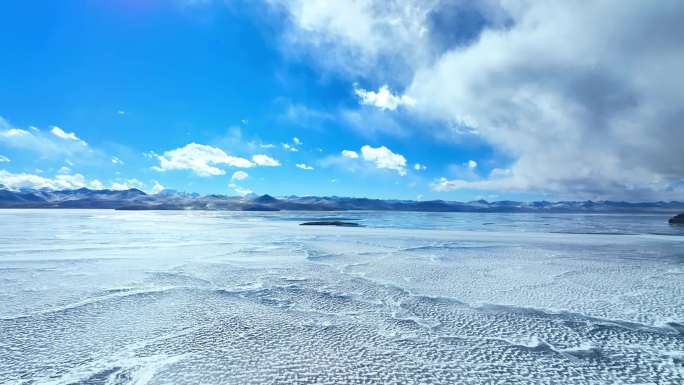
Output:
0,187,683,213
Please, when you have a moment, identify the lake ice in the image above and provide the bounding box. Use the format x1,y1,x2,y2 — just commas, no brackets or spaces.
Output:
1,210,683,384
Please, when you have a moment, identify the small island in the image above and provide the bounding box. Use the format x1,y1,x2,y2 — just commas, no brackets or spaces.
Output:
300,221,361,227
669,213,684,224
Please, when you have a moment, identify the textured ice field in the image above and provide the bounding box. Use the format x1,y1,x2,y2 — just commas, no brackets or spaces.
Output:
0,210,683,384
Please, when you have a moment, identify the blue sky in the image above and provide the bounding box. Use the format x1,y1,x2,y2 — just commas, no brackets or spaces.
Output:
1,1,682,201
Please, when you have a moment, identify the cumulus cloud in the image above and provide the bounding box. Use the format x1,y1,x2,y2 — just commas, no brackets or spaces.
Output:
360,145,407,176
341,150,359,159
252,154,281,167
293,137,302,145
231,171,249,181
296,163,314,170
228,183,252,196
111,156,124,165
153,143,255,176
274,0,684,200
325,146,408,176
407,1,684,199
0,170,103,191
414,163,427,171
354,84,415,111
0,155,9,162
50,126,87,146
467,160,477,169
0,118,93,158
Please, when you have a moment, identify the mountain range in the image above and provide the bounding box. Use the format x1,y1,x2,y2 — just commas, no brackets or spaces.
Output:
1,187,683,213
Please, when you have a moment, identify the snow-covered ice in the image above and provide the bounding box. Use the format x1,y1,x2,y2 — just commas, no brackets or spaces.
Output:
1,210,683,384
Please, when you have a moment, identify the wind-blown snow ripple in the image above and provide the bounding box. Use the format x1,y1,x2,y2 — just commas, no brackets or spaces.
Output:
0,209,682,384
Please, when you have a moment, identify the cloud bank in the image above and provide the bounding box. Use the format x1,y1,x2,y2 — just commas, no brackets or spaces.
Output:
0,118,93,158
0,170,103,191
275,0,684,200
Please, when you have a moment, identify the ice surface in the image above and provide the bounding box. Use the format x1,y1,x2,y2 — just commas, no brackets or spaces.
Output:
0,209,682,384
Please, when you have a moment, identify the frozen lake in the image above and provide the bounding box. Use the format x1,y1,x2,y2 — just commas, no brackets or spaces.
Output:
1,209,683,384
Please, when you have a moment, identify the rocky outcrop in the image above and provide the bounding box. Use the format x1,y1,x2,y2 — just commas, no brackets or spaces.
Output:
668,213,684,224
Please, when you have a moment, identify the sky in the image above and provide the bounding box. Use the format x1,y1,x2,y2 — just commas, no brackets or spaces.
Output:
1,0,683,202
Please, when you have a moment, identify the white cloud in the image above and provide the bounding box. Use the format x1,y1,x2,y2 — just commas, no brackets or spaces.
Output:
231,170,249,181
260,143,276,149
274,0,684,200
150,180,165,194
0,170,102,191
0,128,30,138
341,150,359,159
111,156,124,165
431,175,520,193
360,145,407,176
354,84,415,111
296,163,314,170
324,146,408,176
117,110,126,115
0,155,9,163
467,160,477,169
414,163,427,171
90,179,105,190
112,179,165,194
431,177,468,192
57,166,71,174
282,137,303,152
153,143,255,176
228,183,252,196
0,174,162,194
252,154,281,167
282,143,299,152
271,0,437,76
143,151,158,159
50,126,87,146
111,178,145,191
406,2,684,199
0,118,92,158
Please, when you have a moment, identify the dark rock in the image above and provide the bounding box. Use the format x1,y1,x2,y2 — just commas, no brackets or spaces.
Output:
241,205,280,211
668,213,684,224
300,221,361,227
